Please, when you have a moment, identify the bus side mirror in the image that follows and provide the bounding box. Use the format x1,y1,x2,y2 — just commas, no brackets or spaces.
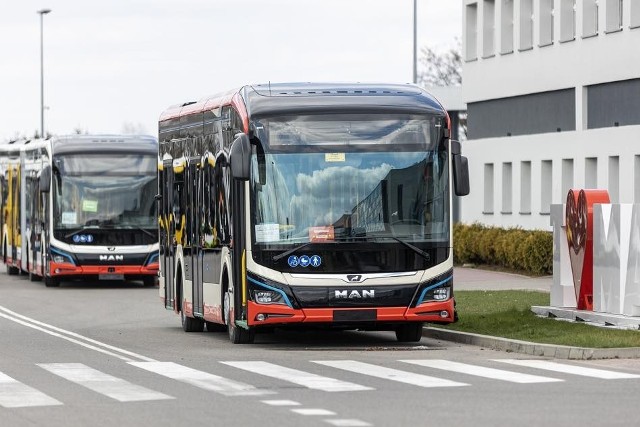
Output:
453,155,470,196
39,165,51,193
230,133,251,181
450,139,469,196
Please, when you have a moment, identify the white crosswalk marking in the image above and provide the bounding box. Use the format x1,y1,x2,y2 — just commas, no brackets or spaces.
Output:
324,420,372,427
0,371,62,408
221,361,372,392
129,361,274,396
312,360,468,388
401,359,563,383
38,363,172,402
495,359,640,379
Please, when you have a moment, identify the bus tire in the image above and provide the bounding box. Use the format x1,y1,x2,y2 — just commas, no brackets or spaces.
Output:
224,291,254,344
205,321,226,332
180,279,204,332
44,276,60,287
6,265,19,275
142,277,157,287
29,271,41,282
181,309,204,332
395,323,424,342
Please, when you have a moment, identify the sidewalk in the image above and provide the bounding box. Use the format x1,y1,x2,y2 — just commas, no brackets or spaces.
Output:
422,267,640,360
453,266,551,292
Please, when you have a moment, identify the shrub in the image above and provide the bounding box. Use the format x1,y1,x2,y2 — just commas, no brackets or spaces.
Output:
453,223,553,275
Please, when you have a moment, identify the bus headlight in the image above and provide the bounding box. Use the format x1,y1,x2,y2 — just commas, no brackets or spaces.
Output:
254,290,285,305
50,247,76,265
246,274,298,308
415,275,452,306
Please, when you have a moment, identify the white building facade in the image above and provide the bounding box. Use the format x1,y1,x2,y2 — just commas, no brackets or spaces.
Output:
461,0,640,230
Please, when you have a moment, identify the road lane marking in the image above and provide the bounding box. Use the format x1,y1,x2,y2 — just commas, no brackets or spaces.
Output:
291,408,336,416
38,363,172,402
0,371,63,408
0,305,155,362
221,361,372,392
262,399,301,406
495,359,640,379
129,361,274,396
324,420,372,427
312,360,468,388
402,359,563,383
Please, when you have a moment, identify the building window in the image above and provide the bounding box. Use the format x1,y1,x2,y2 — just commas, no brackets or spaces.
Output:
502,162,513,214
606,0,623,32
520,161,531,214
587,79,640,129
466,3,479,61
560,0,576,41
585,157,598,188
583,0,599,37
609,156,619,202
632,1,640,28
541,160,552,214
501,0,515,53
539,0,555,46
467,89,576,139
484,163,494,214
520,0,534,50
483,0,496,57
562,159,574,197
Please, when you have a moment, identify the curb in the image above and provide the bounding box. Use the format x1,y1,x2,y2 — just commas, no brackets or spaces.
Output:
423,327,640,360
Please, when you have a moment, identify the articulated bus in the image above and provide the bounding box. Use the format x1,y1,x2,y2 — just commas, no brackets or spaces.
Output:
0,135,159,287
158,83,469,344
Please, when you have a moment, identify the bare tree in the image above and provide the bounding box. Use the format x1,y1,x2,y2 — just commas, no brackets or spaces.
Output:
121,122,148,135
417,39,462,87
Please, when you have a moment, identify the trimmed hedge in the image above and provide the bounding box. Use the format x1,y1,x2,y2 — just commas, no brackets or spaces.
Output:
453,223,553,275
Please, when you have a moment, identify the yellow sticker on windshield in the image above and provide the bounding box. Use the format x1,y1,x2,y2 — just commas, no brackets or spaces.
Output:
82,200,98,212
325,153,345,162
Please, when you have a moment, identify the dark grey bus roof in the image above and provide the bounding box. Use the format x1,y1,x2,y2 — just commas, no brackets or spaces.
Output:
159,82,448,125
51,134,158,155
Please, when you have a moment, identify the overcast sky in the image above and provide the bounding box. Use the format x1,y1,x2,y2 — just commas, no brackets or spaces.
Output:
0,0,461,142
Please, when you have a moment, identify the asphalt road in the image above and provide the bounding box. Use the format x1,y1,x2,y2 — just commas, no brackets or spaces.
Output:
1,269,638,427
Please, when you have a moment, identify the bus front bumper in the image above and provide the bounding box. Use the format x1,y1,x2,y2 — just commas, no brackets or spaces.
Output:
246,298,455,327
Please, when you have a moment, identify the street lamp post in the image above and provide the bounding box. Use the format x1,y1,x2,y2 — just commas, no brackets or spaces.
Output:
37,8,51,138
413,0,417,84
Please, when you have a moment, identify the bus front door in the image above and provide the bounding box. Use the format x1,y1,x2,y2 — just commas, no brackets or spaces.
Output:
162,159,175,310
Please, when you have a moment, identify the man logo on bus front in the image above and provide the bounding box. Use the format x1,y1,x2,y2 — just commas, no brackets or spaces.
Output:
347,275,363,282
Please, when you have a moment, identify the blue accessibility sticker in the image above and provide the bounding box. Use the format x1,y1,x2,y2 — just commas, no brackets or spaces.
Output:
287,255,299,267
310,255,321,267
299,255,310,267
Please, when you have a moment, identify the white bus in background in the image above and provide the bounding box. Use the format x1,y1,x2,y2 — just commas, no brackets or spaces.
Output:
0,135,159,287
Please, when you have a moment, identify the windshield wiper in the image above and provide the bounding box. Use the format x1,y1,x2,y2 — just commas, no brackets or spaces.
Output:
272,242,312,262
385,236,431,261
125,225,156,238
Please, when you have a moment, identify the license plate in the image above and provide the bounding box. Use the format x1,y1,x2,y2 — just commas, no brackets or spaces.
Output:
99,274,124,281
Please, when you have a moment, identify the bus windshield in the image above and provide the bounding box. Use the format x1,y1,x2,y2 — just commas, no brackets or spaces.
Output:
52,153,157,231
250,113,449,247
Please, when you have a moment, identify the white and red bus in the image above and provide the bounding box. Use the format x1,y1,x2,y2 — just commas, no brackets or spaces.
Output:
0,135,159,287
158,83,469,343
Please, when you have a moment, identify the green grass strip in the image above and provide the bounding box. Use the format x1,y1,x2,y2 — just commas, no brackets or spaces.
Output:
438,290,640,348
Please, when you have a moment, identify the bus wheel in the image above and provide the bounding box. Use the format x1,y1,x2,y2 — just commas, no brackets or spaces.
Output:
6,265,19,275
205,321,226,333
224,291,255,344
44,276,60,287
142,277,157,287
395,323,424,342
181,310,204,332
29,271,42,282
